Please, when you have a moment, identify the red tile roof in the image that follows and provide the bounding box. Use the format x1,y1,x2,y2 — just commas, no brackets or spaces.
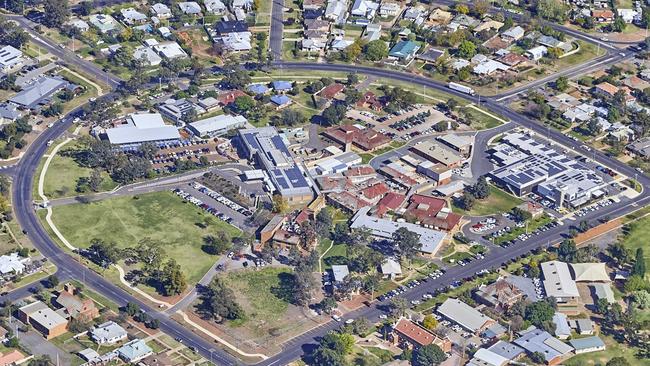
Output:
394,318,437,347
323,125,391,151
318,83,345,99
218,90,247,105
361,182,389,200
405,194,462,231
345,165,376,177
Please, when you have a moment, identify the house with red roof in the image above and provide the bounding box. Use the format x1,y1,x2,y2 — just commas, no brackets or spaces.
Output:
218,90,247,105
375,192,406,217
404,194,462,231
391,318,452,352
360,181,389,202
356,91,383,111
318,83,345,100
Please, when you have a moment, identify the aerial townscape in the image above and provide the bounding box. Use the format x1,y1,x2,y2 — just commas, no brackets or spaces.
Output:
0,0,649,365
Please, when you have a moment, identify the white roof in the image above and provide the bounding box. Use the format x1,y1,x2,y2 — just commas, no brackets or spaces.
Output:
133,46,162,66
19,301,67,330
106,113,180,145
437,298,493,332
380,258,402,275
151,3,171,15
153,42,188,59
91,321,127,341
471,348,509,366
541,261,579,298
188,114,247,135
121,8,147,22
178,1,202,13
350,207,446,254
0,253,28,274
570,263,610,282
331,265,349,282
0,45,23,68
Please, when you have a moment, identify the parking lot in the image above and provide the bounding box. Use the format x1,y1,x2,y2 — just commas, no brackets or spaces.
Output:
348,105,454,141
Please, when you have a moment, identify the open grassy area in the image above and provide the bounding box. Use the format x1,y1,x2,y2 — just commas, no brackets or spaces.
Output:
461,106,504,130
452,185,523,216
38,140,117,199
555,41,606,69
47,191,240,284
621,215,650,280
564,334,650,366
223,267,294,327
321,243,348,270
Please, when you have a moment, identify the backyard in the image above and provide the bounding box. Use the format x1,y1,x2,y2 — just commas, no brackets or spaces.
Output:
46,191,240,284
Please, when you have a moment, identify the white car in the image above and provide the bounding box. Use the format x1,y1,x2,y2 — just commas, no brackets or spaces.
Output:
332,315,342,322
345,319,354,324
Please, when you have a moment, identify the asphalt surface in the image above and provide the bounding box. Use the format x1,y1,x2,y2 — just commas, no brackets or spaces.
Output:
269,0,285,60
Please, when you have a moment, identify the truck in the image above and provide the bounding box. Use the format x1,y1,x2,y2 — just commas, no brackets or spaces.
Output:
448,82,476,95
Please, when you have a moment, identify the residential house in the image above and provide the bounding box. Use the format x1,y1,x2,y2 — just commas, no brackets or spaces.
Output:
151,3,172,18
204,0,226,14
388,40,420,62
270,95,293,110
324,0,347,23
617,8,638,23
379,2,400,17
317,83,345,100
351,0,379,18
526,45,548,60
216,20,248,34
178,2,202,15
248,83,270,95
363,23,382,42
592,9,614,22
153,41,188,59
380,258,402,279
356,91,383,111
0,252,30,276
120,8,147,25
303,0,326,9
134,46,162,66
66,18,90,32
118,339,153,363
429,8,452,24
473,59,509,75
501,25,525,41
9,76,70,110
90,321,128,345
89,14,119,33
218,90,247,106
272,80,293,93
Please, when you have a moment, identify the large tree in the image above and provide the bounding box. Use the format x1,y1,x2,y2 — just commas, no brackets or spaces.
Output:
42,0,70,27
159,259,186,296
199,276,244,322
202,232,232,255
632,248,646,278
412,344,447,366
392,227,421,259
364,40,388,61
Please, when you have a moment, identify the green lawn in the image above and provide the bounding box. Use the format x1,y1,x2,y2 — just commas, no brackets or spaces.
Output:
39,141,117,199
452,185,523,216
321,243,348,270
621,215,650,280
461,107,504,130
223,267,294,327
564,334,650,366
47,191,240,284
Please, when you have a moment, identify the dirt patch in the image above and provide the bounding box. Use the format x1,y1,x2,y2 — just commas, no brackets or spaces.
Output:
574,218,622,245
339,293,371,312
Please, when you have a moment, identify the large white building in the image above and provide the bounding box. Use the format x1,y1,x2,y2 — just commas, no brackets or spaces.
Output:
541,261,579,303
187,114,247,137
0,45,24,73
103,113,181,148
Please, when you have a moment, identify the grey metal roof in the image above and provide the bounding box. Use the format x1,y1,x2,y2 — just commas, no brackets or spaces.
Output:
514,328,573,362
188,114,246,136
437,298,494,332
9,76,68,109
569,336,605,351
487,341,525,360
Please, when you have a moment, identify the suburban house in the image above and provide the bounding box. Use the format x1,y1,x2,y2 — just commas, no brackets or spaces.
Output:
53,283,100,321
388,40,420,62
90,321,128,345
390,318,452,351
117,339,153,363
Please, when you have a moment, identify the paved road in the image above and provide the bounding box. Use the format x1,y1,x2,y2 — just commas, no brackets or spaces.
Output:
2,15,123,88
269,0,285,60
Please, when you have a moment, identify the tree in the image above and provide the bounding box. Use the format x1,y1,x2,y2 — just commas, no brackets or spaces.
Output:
42,0,70,27
344,89,362,106
455,4,469,14
276,109,306,126
202,232,232,255
311,346,345,366
511,207,532,222
606,357,631,366
272,195,288,213
389,297,408,317
595,297,610,314
530,351,546,364
470,176,490,199
612,17,627,33
315,208,333,237
624,275,649,293
412,344,447,366
557,239,577,262
46,275,59,288
234,95,255,113
159,259,186,296
632,248,646,277
472,0,490,16
392,227,421,260
321,103,347,126
346,73,359,85
221,69,251,89
525,300,555,327
351,317,371,336
88,169,103,192
554,76,569,91
586,117,603,136
364,40,389,61
318,296,337,314
606,242,630,266
292,260,318,306
124,301,140,316
199,276,244,321
457,40,477,59
422,314,438,330
342,40,362,62
0,20,29,48
633,290,650,309
535,0,568,22
88,239,121,267
458,192,475,210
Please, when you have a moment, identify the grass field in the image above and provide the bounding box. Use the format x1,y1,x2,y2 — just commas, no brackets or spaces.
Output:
223,267,294,327
321,243,348,270
621,215,650,280
462,106,504,130
452,185,523,216
47,191,240,284
564,334,650,366
39,141,117,199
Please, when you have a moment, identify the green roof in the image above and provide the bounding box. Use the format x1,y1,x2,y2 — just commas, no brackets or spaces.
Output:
389,41,419,58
